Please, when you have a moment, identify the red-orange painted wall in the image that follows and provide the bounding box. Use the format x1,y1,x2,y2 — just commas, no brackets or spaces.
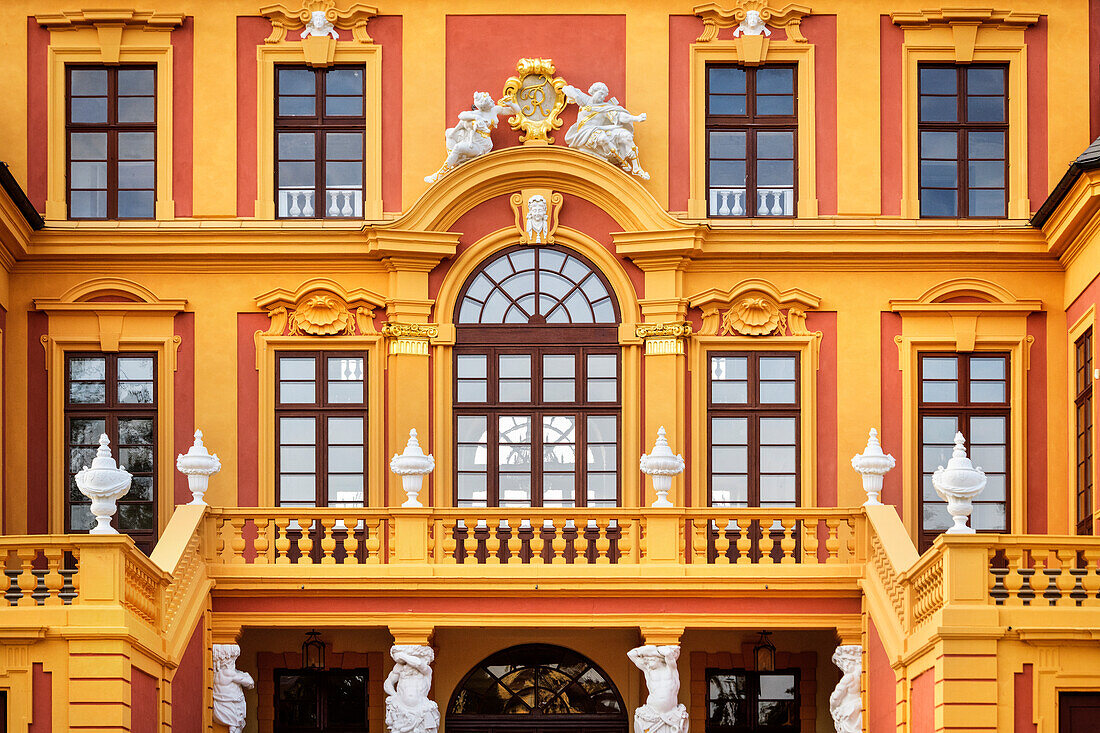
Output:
29,663,51,732
812,311,838,505
880,312,904,513
879,16,904,217
235,18,270,218
372,17,403,212
1026,313,1047,533
27,312,49,533
867,619,896,732
911,667,934,733
1024,19,1048,214
173,312,195,505
131,666,159,732
26,19,49,214
1015,664,1037,733
171,18,195,218
172,617,205,733
237,313,267,506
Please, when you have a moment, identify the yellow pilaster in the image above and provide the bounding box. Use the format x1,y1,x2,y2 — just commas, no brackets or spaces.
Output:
626,6,670,208
191,7,237,216
834,9,881,215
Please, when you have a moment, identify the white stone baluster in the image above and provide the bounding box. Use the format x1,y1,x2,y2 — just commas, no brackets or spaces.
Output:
718,190,731,216
302,191,315,217
731,190,744,216
288,192,302,217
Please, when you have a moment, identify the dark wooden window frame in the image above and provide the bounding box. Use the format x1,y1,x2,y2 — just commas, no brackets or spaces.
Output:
704,667,801,733
65,64,157,220
275,350,368,507
274,65,366,220
917,351,1011,550
1076,329,1094,535
705,63,798,218
64,351,158,552
706,351,802,508
917,63,1009,219
274,666,369,732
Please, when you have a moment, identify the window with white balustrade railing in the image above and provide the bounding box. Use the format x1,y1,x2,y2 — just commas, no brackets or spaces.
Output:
275,65,365,219
706,65,797,218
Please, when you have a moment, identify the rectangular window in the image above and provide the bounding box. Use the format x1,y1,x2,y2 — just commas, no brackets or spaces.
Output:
918,353,1009,548
454,347,620,507
706,65,797,218
66,353,157,552
918,64,1008,218
66,65,156,220
275,66,365,219
1076,329,1094,535
708,352,799,508
275,668,368,730
276,352,367,507
706,668,800,732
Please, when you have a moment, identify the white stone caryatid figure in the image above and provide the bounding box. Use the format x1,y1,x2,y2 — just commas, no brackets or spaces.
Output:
932,432,987,534
176,429,222,505
301,9,339,39
526,194,549,243
850,428,895,506
733,9,772,37
212,644,254,733
561,82,650,180
424,92,520,183
75,434,132,534
390,429,436,508
829,645,862,733
640,427,685,507
628,645,689,733
384,645,440,733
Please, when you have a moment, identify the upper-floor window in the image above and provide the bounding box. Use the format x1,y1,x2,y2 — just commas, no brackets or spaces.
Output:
919,352,1009,548
706,668,799,732
708,352,799,508
276,351,367,507
706,65,796,218
66,66,156,220
918,65,1007,218
275,66,365,219
454,246,620,508
1076,329,1094,535
66,353,157,552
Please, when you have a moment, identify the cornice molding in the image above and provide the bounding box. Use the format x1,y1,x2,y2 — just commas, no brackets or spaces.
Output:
890,7,1039,29
36,9,185,30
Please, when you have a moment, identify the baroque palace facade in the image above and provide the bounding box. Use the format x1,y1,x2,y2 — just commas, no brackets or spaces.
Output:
1,0,1100,731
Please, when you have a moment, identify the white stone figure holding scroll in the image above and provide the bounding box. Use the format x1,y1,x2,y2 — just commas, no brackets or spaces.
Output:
562,82,650,180
526,194,549,243
212,644,254,733
385,645,440,733
628,645,689,733
829,645,862,733
733,9,772,37
424,92,520,183
301,10,339,39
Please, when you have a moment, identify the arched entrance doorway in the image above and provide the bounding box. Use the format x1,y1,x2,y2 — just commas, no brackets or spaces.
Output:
446,643,628,733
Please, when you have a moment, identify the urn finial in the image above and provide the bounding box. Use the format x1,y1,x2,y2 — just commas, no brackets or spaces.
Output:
75,433,132,534
639,426,685,507
931,432,987,534
851,428,896,506
176,428,222,505
390,428,435,507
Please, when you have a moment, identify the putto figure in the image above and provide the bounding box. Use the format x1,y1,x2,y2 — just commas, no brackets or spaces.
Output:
562,82,650,180
300,9,339,39
424,92,520,184
733,9,772,37
829,645,862,733
526,195,549,243
628,645,689,733
212,644,254,733
385,645,440,733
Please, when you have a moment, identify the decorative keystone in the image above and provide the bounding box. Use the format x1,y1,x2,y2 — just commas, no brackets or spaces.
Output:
639,427,685,507
390,429,435,508
851,428,896,506
75,434,133,534
932,432,987,534
176,429,222,506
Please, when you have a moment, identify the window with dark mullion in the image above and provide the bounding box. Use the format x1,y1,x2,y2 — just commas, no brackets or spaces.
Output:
66,66,156,219
275,66,365,219
275,352,367,507
918,64,1008,218
706,65,796,218
65,353,157,553
918,353,1010,549
706,668,799,732
1076,330,1094,535
708,352,800,508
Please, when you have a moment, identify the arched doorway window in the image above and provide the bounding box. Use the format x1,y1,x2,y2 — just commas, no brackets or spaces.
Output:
454,245,621,507
446,643,628,733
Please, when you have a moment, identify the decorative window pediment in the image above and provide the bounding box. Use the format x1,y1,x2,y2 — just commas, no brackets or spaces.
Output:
260,0,379,47
256,278,385,337
693,0,812,44
689,279,821,337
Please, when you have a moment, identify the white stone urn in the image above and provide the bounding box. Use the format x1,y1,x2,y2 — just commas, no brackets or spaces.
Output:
639,426,685,507
390,429,435,508
176,429,222,505
74,434,133,534
850,428,896,506
932,432,987,534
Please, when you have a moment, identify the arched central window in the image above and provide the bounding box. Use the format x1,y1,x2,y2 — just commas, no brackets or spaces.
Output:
454,246,621,507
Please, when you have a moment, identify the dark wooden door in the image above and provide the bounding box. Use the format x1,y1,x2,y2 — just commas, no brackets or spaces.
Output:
1061,693,1100,733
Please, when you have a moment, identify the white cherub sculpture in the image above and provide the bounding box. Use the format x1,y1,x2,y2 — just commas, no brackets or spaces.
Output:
628,645,689,733
829,645,862,733
301,9,339,39
385,645,440,733
424,92,520,184
561,82,650,180
212,644,254,733
733,9,772,37
526,194,549,243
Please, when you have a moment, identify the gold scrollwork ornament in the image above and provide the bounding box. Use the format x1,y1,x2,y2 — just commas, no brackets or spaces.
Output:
501,58,567,145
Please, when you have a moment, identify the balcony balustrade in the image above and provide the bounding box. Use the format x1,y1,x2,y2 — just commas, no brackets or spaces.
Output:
708,187,794,217
278,188,363,218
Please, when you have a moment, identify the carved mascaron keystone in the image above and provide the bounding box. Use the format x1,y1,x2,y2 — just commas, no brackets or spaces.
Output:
260,0,379,47
693,0,812,43
501,58,568,145
510,190,563,244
